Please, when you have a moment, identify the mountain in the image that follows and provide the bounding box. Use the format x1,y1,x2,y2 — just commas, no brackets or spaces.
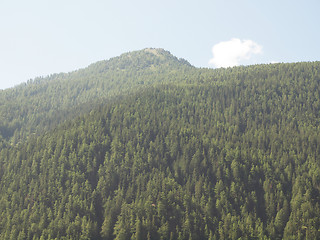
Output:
0,48,193,145
0,50,320,239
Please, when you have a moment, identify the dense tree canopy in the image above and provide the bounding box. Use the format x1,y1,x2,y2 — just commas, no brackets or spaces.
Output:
0,48,193,145
0,49,320,239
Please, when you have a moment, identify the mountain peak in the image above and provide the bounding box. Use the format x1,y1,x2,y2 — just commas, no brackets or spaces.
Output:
85,48,193,74
143,48,167,55
99,48,193,71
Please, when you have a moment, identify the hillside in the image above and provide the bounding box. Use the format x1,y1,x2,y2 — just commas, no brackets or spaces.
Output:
0,48,193,145
0,50,320,239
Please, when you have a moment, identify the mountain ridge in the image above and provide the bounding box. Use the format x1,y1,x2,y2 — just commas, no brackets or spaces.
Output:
0,48,195,144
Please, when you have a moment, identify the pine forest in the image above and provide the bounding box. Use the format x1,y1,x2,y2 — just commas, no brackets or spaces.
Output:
0,49,320,239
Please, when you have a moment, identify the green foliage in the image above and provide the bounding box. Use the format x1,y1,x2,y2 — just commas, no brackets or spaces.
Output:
0,48,193,145
0,49,320,239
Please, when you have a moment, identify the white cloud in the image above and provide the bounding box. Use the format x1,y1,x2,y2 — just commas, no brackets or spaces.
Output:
209,38,262,68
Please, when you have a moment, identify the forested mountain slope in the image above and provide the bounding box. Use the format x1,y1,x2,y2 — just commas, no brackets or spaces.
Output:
0,50,320,239
0,48,193,145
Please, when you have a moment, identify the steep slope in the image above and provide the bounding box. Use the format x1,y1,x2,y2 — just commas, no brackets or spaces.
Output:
0,61,320,239
0,48,194,145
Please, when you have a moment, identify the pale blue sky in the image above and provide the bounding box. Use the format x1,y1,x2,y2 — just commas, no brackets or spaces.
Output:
0,0,319,89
